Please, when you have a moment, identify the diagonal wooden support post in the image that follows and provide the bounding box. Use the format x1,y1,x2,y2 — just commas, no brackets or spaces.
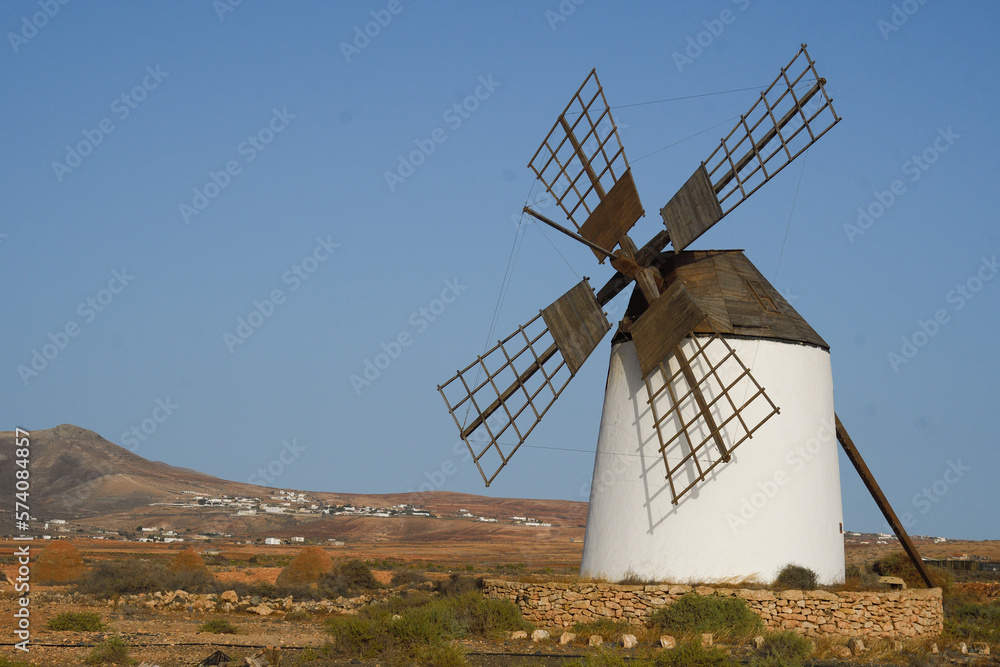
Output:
835,413,936,588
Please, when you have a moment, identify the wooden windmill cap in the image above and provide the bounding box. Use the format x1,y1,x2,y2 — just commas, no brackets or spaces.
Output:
617,249,829,350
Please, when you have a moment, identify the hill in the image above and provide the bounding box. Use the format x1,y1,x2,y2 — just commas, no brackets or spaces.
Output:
0,425,588,540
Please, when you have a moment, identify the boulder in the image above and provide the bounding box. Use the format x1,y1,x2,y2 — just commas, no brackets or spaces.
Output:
659,635,676,649
832,645,853,659
559,632,576,645
249,603,273,616
701,633,713,647
531,629,550,642
509,630,527,640
622,634,638,649
589,635,603,647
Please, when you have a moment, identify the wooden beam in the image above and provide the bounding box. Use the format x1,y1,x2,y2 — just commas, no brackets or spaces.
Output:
714,80,824,193
674,344,730,462
559,115,606,199
459,343,559,440
835,414,936,589
523,207,616,259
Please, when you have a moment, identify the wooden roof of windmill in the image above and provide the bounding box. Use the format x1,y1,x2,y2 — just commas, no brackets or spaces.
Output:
615,249,829,353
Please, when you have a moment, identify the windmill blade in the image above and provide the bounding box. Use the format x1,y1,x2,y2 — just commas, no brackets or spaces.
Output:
527,70,644,261
661,44,841,252
644,328,780,505
438,280,610,486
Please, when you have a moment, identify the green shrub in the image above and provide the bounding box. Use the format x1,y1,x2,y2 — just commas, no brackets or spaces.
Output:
755,631,811,661
564,651,631,667
653,640,733,667
420,641,467,666
944,599,1000,642
198,618,239,634
318,560,382,599
434,574,483,597
871,552,928,588
773,564,817,591
325,590,530,665
648,594,764,641
85,635,131,665
48,611,103,632
842,565,885,590
0,657,34,667
390,570,429,587
573,618,634,638
77,558,213,597
285,610,311,622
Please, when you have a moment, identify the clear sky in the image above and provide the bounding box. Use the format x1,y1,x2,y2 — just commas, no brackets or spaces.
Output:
3,2,998,540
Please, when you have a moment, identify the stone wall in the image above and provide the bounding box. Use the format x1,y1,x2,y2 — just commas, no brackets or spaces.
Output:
484,580,943,639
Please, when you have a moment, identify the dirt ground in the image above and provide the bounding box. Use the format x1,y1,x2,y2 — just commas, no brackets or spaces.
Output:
3,537,1000,666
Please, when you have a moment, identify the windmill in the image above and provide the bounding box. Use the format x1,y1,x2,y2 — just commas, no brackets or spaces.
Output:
438,45,934,586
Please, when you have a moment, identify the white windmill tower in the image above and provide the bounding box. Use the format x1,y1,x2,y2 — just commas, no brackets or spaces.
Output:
438,45,936,587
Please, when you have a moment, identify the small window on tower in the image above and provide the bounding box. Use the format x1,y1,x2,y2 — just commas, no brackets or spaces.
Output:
745,278,781,315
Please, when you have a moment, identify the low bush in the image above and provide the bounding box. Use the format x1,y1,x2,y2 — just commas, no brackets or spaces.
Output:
754,630,811,662
48,611,103,632
198,618,239,634
318,559,382,599
648,593,764,642
77,558,214,597
324,590,530,665
773,564,817,591
389,569,429,587
0,657,34,667
944,598,1000,642
213,580,321,601
434,574,483,597
653,640,733,667
870,552,937,589
85,635,131,665
572,618,634,638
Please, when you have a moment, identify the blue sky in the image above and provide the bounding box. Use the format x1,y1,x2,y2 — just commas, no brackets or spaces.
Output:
2,1,997,540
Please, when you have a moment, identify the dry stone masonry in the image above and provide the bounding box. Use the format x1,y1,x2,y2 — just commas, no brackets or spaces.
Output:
484,580,943,639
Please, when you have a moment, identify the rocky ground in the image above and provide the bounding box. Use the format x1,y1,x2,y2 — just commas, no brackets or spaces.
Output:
0,590,996,667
